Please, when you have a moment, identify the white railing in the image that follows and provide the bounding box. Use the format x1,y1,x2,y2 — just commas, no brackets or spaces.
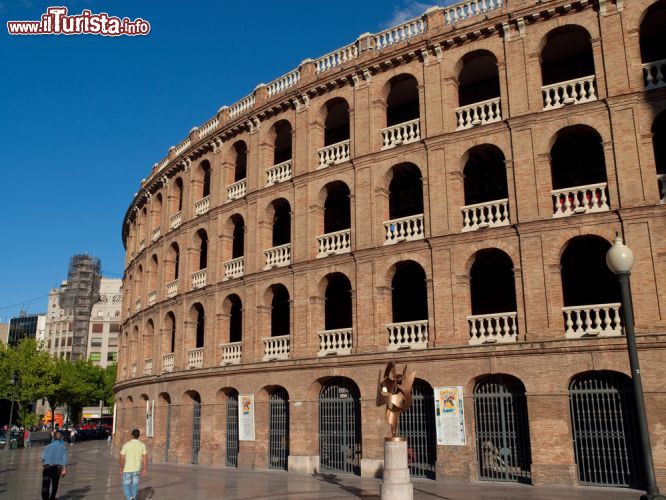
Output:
143,359,153,376
318,328,353,357
387,320,428,351
166,279,178,298
563,303,623,339
542,75,597,110
265,243,291,269
229,93,256,119
267,70,301,97
139,239,146,251
381,118,421,150
135,299,141,312
552,182,609,218
187,347,204,369
174,137,191,157
191,269,207,289
384,214,424,244
198,116,219,139
263,335,290,361
266,159,292,186
658,174,666,204
131,363,137,377
443,0,503,25
227,178,247,200
468,312,518,345
374,17,425,49
162,353,175,373
317,140,350,168
223,257,244,280
461,199,510,232
221,341,242,365
643,59,666,90
151,227,161,242
315,44,358,73
169,212,182,230
194,196,210,216
147,289,157,306
156,156,169,173
317,229,351,257
456,97,501,130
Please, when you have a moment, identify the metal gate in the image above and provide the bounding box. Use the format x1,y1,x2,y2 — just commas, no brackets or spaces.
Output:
164,404,171,463
226,393,239,467
268,389,289,470
192,400,201,464
398,380,436,478
474,376,532,483
319,378,361,475
569,372,643,487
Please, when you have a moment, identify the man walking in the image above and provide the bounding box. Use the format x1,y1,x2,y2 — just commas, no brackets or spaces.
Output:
41,430,67,500
120,429,147,500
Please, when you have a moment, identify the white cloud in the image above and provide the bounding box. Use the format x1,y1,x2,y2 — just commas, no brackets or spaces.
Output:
383,1,436,28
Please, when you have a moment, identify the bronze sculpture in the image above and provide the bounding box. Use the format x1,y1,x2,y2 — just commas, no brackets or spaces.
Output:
376,362,416,438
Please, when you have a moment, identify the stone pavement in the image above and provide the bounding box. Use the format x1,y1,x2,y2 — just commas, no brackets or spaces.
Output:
0,440,645,499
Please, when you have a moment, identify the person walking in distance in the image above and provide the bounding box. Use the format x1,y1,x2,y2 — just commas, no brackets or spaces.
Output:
41,430,67,500
120,429,147,500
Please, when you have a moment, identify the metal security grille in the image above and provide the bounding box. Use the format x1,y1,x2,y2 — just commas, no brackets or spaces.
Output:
474,376,532,483
226,394,239,467
398,381,436,478
164,404,171,463
569,372,643,487
192,400,201,464
319,379,361,475
268,389,289,470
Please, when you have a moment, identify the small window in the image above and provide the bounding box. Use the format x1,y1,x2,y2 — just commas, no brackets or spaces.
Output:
91,338,103,347
89,352,101,361
67,337,72,346
55,338,59,348
92,323,104,333
108,338,119,347
107,352,118,362
97,311,104,317
109,323,120,333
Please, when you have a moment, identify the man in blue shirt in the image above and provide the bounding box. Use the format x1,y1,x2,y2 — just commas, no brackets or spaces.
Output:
41,430,68,500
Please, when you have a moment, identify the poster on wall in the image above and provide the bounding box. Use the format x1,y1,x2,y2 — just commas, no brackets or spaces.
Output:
112,404,117,435
433,386,466,446
238,394,255,441
146,400,154,438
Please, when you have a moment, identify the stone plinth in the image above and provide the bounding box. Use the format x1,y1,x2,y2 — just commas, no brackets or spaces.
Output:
381,437,413,500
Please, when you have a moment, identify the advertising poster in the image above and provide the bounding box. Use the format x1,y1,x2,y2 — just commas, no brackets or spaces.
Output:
146,400,154,438
238,394,255,441
434,386,466,446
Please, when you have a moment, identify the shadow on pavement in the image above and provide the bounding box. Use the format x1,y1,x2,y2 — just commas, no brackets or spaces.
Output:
312,472,380,499
139,486,156,499
59,485,91,499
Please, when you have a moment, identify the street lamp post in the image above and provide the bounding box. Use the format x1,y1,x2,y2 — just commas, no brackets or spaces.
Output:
4,372,17,451
606,234,664,500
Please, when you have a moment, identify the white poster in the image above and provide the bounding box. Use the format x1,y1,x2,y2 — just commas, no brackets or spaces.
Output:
238,394,255,441
112,404,117,435
434,386,466,446
146,400,154,438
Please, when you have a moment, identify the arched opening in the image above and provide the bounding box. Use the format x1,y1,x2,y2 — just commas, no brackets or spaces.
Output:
319,378,362,475
386,74,420,126
541,26,594,86
135,266,143,307
324,181,351,234
228,294,242,343
640,0,666,88
196,160,211,199
389,163,424,219
458,51,500,107
172,178,184,214
324,273,352,331
391,261,428,323
652,112,666,201
231,214,245,258
144,319,154,362
158,393,172,462
398,379,436,479
194,229,208,271
225,389,239,467
187,391,202,465
233,141,247,182
273,120,293,165
324,98,350,146
165,311,176,355
462,145,509,230
167,242,180,282
271,199,291,247
270,284,290,338
148,254,158,293
569,372,643,487
191,303,205,349
151,193,162,231
268,387,289,470
474,375,532,483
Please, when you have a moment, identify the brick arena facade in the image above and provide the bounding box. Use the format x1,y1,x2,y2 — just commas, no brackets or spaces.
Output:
115,0,666,489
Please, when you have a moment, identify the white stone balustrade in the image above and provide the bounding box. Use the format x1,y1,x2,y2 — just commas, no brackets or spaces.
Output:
384,214,424,244
187,347,204,369
173,137,191,157
227,179,247,200
317,140,350,168
318,328,353,357
643,59,666,90
191,269,207,289
144,359,153,376
197,116,219,139
131,363,137,377
563,303,623,339
266,159,292,186
263,335,290,361
229,94,256,119
265,243,291,269
542,75,597,110
315,44,358,73
147,289,157,306
381,118,421,150
156,156,169,173
468,312,518,345
374,17,425,49
135,299,141,312
552,183,609,218
456,97,501,130
223,257,244,280
162,353,174,373
169,212,182,230
658,174,666,204
267,70,300,97
139,240,145,251
443,0,503,24
221,341,242,365
387,320,428,351
317,229,351,257
166,279,178,298
151,227,161,242
194,196,210,216
461,199,509,232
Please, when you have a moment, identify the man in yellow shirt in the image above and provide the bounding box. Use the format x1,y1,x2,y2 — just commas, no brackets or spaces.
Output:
119,429,148,500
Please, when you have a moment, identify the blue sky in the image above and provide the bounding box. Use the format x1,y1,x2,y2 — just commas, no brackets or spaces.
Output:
0,0,445,321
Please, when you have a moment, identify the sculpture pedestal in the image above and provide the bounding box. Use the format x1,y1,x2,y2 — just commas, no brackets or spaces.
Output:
381,437,413,500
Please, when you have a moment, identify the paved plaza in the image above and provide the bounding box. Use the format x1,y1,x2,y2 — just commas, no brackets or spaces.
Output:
0,441,645,499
